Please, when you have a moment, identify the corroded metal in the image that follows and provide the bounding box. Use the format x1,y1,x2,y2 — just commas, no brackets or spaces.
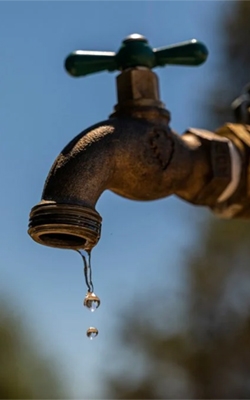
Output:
28,67,235,251
28,114,214,250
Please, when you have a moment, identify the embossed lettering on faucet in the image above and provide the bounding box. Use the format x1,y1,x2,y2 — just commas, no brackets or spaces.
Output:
149,127,174,170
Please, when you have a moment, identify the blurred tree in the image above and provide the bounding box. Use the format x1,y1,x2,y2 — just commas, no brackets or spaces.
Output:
0,299,69,399
103,1,250,399
206,1,250,129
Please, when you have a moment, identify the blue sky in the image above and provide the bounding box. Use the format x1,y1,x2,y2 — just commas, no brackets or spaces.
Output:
0,1,230,398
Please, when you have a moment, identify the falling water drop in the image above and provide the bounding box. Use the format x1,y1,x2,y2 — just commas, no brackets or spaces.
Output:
84,291,101,312
86,327,98,340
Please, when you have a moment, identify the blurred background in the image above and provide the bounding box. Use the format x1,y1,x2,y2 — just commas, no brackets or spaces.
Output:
1,1,250,398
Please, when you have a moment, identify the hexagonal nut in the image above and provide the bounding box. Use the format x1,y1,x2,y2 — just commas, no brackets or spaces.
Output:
116,68,160,104
184,128,232,207
210,123,250,218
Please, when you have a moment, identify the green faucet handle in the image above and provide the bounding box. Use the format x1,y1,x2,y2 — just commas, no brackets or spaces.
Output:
65,33,208,77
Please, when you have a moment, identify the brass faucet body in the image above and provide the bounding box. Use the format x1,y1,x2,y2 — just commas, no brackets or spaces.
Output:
28,68,240,251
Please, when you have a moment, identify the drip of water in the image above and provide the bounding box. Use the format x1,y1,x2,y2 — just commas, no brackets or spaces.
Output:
84,291,101,312
78,249,94,293
86,327,98,340
77,249,101,339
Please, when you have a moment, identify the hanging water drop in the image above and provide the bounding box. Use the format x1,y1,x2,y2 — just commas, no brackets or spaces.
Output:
84,291,101,312
86,327,98,340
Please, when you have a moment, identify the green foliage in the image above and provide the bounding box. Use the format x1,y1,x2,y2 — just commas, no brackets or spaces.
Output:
0,300,69,399
206,1,250,128
104,220,250,399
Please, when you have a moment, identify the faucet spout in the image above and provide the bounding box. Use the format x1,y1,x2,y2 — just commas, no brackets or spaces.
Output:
28,114,211,251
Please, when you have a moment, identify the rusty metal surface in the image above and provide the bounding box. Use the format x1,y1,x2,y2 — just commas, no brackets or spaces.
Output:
29,113,215,250
28,68,232,250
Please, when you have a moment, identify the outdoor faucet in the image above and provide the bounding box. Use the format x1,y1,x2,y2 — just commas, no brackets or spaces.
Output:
28,34,250,252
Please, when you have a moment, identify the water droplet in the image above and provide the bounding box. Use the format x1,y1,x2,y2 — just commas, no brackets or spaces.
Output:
86,327,98,340
84,292,101,312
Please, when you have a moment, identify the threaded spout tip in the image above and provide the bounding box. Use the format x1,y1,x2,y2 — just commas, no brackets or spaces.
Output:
28,202,102,251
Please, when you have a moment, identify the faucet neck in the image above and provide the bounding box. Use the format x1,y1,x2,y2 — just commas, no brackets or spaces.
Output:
110,68,170,122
